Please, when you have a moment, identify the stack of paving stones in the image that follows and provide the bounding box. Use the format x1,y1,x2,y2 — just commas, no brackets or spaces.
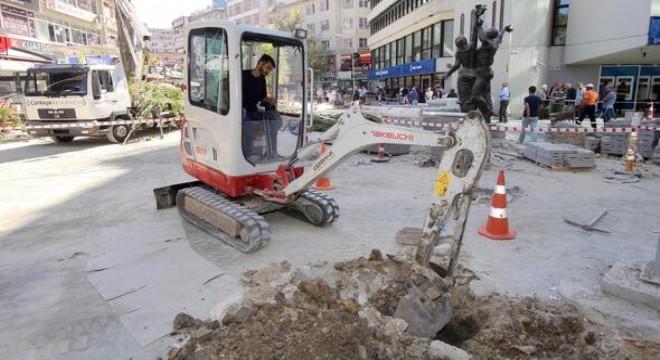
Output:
523,142,595,168
600,119,659,157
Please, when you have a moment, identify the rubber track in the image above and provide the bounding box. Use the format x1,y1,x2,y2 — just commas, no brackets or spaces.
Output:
177,187,270,253
284,189,340,226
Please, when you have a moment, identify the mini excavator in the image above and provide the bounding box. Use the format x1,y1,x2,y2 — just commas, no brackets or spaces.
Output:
154,21,491,335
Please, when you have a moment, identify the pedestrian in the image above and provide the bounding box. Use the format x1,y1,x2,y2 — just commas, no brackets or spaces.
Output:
537,84,548,119
602,84,616,122
446,89,457,98
577,83,598,129
426,87,434,101
434,86,443,99
353,86,360,102
564,83,576,120
499,81,510,123
575,82,585,119
407,87,419,105
316,87,324,103
519,85,543,144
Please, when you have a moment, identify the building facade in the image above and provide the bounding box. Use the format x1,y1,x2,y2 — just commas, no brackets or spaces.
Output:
226,0,271,27
149,28,177,66
368,0,455,95
369,0,660,116
171,15,189,69
189,4,225,23
0,0,120,62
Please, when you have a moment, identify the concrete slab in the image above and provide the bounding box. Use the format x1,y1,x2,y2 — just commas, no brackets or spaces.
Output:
602,261,660,311
86,220,239,346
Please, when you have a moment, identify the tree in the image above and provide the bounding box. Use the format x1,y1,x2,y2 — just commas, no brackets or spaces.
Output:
270,9,329,87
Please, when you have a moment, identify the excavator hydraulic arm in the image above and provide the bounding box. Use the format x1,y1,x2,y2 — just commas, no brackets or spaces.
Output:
393,110,491,338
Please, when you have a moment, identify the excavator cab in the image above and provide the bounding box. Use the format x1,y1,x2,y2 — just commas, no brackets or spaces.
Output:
182,22,308,197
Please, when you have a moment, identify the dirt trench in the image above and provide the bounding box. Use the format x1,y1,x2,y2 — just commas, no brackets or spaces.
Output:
167,250,660,360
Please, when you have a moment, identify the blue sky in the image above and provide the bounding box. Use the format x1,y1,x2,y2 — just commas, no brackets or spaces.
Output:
132,0,212,29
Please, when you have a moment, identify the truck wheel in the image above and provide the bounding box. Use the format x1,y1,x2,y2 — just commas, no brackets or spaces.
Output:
52,136,75,143
106,124,130,143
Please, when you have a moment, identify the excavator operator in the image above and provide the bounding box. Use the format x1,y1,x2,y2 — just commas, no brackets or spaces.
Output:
242,54,280,161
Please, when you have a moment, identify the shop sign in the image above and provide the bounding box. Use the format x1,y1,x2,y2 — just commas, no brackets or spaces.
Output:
45,0,96,22
4,0,39,12
8,37,51,52
401,58,436,76
1,4,35,38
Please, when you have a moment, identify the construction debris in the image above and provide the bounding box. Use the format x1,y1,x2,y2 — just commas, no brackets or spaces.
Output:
523,142,596,169
166,251,659,360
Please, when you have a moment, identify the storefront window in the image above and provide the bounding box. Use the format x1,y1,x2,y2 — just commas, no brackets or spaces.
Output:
396,38,404,65
49,24,67,43
1,5,36,38
405,34,413,63
384,43,391,67
442,20,454,57
551,0,569,46
35,20,50,42
413,31,421,62
421,26,432,60
432,23,441,58
71,29,84,44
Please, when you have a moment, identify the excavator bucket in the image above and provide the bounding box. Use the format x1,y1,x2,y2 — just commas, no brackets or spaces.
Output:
394,111,491,337
394,280,453,337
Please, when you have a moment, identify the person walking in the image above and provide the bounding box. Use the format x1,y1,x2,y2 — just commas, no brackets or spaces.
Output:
564,83,576,120
577,83,598,129
602,84,617,122
537,84,548,119
407,87,419,105
499,81,510,123
519,85,543,144
575,82,585,119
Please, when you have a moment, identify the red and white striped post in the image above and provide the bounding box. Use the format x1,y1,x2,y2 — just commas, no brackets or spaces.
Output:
371,143,390,163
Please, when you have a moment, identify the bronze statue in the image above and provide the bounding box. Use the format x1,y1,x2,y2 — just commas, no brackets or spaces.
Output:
445,4,513,123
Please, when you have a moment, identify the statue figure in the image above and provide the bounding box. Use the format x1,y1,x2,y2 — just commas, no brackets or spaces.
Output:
443,35,476,113
445,4,513,123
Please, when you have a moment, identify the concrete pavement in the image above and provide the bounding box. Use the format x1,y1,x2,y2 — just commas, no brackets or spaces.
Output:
1,128,659,359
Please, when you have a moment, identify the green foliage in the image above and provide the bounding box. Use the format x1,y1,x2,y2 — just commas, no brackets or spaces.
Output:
309,113,341,132
138,83,184,118
269,10,304,32
0,107,10,120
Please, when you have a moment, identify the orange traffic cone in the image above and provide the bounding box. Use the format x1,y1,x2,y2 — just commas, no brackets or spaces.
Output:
371,143,390,163
478,170,516,240
312,144,334,190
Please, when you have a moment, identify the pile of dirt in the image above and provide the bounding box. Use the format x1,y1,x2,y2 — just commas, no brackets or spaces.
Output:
167,250,659,360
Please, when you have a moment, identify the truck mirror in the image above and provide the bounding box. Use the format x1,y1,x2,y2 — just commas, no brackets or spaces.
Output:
91,71,102,100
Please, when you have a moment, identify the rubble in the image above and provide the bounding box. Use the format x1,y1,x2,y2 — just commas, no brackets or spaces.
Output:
166,250,657,360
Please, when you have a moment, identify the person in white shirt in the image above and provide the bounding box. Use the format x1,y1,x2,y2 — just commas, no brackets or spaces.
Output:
499,82,510,123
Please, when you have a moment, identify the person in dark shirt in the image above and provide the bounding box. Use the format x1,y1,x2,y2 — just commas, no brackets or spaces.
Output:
446,89,458,98
242,54,277,160
519,85,542,144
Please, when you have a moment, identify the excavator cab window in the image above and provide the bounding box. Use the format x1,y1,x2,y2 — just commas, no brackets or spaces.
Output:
240,34,305,165
188,28,230,115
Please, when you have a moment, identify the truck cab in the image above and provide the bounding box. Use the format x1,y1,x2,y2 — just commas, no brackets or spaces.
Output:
24,63,133,143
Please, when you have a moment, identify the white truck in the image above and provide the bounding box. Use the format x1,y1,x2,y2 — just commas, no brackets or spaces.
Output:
23,0,156,143
24,62,135,143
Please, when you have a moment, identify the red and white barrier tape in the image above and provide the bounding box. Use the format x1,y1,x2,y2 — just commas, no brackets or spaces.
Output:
380,117,659,133
24,117,183,130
